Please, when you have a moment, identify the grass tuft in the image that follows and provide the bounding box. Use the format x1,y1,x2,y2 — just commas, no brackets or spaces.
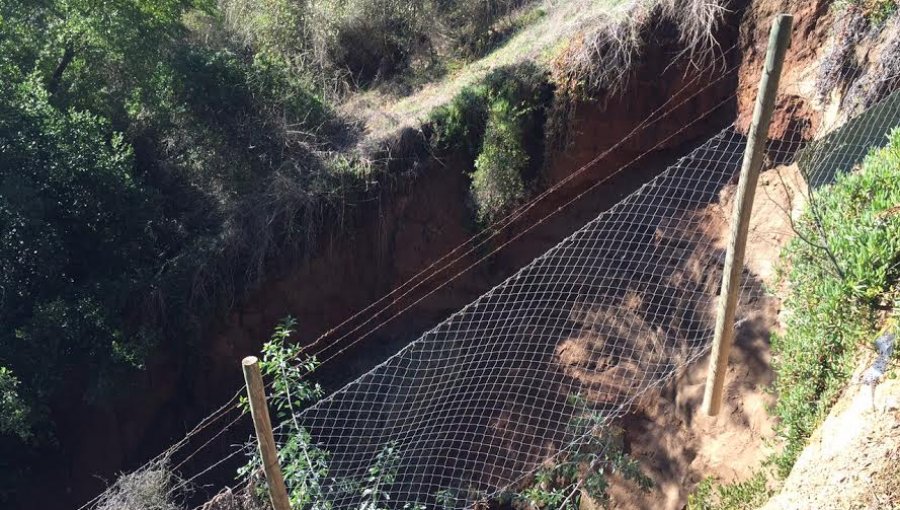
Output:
553,0,727,98
687,471,772,510
96,459,184,510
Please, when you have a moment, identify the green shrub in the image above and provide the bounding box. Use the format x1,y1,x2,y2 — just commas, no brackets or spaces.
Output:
0,76,161,431
428,85,491,156
238,318,329,509
834,0,898,24
0,368,30,442
687,472,771,510
512,393,651,510
239,319,429,510
471,97,529,223
772,128,900,476
0,0,358,500
428,65,548,224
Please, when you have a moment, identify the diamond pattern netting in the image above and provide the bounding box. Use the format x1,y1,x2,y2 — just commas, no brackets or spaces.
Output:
280,83,900,508
80,16,900,510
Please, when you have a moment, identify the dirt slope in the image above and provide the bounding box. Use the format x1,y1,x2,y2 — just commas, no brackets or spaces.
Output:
597,163,805,510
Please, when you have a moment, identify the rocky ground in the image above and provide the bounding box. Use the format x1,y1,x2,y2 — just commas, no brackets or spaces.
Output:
761,359,900,510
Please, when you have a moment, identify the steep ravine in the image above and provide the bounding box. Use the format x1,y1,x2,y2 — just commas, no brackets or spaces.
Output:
22,1,847,508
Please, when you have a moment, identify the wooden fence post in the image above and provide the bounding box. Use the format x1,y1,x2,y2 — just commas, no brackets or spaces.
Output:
702,14,793,416
242,356,292,510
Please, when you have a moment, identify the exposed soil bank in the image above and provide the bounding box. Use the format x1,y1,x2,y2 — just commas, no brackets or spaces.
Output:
604,163,808,509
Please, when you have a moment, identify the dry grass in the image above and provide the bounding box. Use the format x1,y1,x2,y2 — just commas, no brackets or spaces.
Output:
342,0,728,145
554,0,727,97
816,6,900,117
846,12,900,113
178,161,362,328
816,6,867,101
96,460,184,510
340,0,630,141
860,448,900,509
659,0,728,65
201,485,270,510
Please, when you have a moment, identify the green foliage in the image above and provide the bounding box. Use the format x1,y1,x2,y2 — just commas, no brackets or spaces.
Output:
240,319,429,510
772,129,900,476
239,318,329,509
429,65,548,224
429,87,490,156
687,472,771,510
358,441,417,510
0,368,30,441
472,98,529,223
834,0,898,24
514,393,651,509
0,0,204,450
0,0,354,501
0,75,160,437
0,0,199,117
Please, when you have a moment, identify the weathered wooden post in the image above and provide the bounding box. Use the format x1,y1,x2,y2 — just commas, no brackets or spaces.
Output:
242,356,292,510
702,14,793,416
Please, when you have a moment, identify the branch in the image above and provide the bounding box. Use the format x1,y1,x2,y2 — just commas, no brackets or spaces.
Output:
769,168,845,280
47,41,75,96
794,163,848,281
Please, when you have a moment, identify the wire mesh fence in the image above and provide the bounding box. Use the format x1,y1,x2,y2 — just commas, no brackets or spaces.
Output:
263,80,900,510
284,126,752,509
79,13,900,510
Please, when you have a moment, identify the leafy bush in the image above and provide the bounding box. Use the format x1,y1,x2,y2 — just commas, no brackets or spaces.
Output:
0,76,161,433
772,128,900,476
428,65,548,224
472,98,529,223
429,86,491,157
687,472,771,510
0,0,362,501
239,319,429,510
239,318,329,509
0,368,30,442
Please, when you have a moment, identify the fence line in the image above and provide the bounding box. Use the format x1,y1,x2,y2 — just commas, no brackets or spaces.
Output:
82,21,900,510
266,67,900,510
80,49,746,510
